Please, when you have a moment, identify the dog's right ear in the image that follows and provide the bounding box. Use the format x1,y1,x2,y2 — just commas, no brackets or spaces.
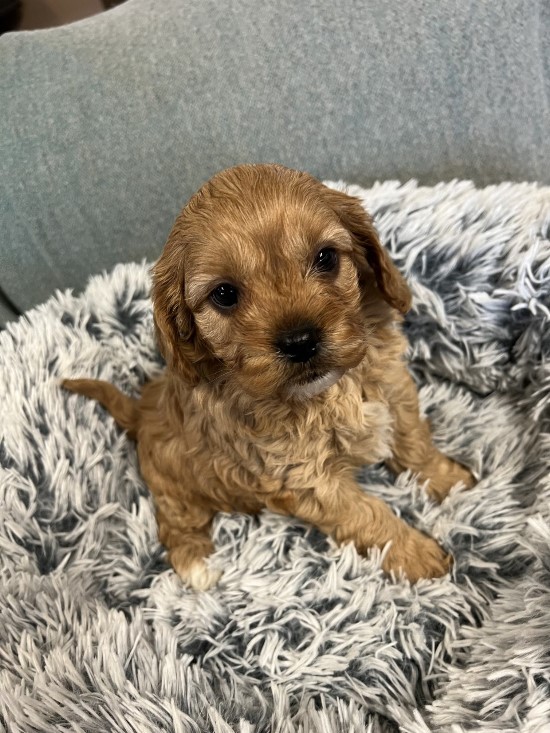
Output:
151,231,208,386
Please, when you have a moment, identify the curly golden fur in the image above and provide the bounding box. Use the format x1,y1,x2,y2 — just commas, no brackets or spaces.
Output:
64,164,474,589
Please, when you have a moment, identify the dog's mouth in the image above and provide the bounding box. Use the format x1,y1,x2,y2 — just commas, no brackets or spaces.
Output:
286,368,344,400
297,369,326,385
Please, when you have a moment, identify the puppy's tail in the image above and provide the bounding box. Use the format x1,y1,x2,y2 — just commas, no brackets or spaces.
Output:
62,378,139,440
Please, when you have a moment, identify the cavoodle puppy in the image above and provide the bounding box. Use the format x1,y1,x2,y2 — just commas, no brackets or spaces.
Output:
64,163,474,589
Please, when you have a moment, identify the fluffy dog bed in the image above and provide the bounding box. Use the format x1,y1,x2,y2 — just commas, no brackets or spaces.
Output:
1,180,549,733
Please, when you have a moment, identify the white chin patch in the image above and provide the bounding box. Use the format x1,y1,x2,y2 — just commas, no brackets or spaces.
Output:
287,369,344,400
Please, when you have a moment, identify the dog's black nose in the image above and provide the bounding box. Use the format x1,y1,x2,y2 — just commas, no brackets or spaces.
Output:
276,326,320,363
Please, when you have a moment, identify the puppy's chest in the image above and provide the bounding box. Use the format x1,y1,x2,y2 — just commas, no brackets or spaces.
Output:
213,381,393,486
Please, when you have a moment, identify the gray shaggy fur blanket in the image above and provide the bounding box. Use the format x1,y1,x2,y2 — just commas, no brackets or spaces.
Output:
1,180,550,733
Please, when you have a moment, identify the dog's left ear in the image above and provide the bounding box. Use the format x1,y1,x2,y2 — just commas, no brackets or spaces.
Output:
321,186,412,314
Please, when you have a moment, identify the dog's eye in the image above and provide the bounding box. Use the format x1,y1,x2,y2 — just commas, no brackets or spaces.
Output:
314,247,339,273
210,283,239,310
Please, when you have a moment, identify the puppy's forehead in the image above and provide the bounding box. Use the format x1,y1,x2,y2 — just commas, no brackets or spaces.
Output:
187,191,343,280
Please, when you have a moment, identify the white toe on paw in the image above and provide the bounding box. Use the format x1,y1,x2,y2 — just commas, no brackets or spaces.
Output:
182,560,222,591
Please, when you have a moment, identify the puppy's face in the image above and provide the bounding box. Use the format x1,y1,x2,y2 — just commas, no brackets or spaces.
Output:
153,165,411,400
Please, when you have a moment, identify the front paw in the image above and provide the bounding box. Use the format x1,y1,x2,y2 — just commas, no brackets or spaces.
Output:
382,527,451,583
421,454,475,502
170,549,222,591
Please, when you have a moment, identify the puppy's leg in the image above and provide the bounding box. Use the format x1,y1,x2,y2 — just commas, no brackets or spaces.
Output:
154,500,221,591
385,366,474,501
267,481,451,582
